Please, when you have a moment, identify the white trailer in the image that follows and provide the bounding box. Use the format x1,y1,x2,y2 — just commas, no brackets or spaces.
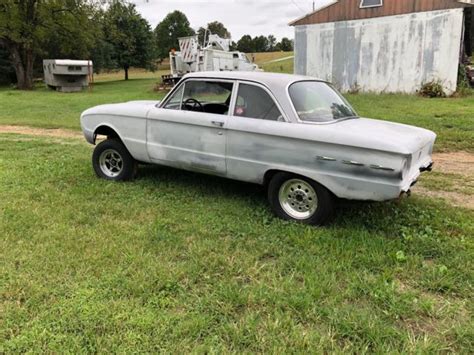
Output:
43,59,92,92
163,34,260,85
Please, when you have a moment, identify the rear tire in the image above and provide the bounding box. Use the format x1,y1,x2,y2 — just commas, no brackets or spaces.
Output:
92,139,137,181
267,172,335,226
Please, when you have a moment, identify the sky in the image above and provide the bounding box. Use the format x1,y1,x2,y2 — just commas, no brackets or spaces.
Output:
130,0,334,41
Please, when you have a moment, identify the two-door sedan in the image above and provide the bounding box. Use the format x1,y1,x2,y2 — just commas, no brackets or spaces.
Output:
81,72,435,225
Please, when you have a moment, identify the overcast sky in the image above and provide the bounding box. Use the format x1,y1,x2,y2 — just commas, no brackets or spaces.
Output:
130,0,334,41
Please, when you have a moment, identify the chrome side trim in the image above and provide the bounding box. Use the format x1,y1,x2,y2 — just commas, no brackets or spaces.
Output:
342,160,364,166
370,164,395,171
316,156,337,161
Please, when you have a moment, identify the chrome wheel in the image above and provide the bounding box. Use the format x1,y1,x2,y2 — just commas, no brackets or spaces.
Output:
278,179,318,220
99,149,123,178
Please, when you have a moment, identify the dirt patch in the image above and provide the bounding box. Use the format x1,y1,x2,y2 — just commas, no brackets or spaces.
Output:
413,151,474,210
414,187,474,210
0,125,82,139
432,152,474,177
0,125,472,209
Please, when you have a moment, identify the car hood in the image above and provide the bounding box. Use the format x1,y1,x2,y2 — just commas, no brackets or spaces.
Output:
310,117,437,155
81,100,160,118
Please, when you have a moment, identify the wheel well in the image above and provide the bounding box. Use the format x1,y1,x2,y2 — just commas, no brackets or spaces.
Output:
263,169,283,187
263,169,336,197
93,126,121,144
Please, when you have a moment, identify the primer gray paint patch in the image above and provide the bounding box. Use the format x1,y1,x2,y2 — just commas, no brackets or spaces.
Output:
294,9,464,94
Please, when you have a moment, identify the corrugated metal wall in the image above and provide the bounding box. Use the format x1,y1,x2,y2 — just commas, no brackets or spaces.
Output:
294,9,464,94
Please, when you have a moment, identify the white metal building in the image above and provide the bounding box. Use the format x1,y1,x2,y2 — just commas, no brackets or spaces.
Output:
290,0,474,94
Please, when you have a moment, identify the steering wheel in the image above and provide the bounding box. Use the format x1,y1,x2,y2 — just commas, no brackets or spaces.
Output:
183,98,204,112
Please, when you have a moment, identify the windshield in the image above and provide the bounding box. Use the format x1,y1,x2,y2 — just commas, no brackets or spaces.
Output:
289,81,358,122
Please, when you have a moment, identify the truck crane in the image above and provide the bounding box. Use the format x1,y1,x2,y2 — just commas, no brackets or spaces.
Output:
162,32,261,86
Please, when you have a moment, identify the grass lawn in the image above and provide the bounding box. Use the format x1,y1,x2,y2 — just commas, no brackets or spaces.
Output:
0,67,473,152
1,66,473,352
0,70,167,130
1,134,473,352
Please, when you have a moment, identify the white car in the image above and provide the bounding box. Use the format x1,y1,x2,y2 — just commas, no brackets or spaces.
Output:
81,72,436,225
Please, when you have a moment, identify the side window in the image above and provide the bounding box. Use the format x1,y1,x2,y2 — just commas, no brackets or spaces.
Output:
234,84,284,122
163,84,184,110
182,80,233,115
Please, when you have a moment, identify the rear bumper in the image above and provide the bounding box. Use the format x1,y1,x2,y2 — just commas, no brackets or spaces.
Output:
401,160,434,194
419,161,434,173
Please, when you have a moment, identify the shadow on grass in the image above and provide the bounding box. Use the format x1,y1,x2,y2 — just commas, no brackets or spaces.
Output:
136,164,408,232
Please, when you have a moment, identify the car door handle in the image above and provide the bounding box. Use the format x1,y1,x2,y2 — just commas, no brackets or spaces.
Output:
211,121,224,127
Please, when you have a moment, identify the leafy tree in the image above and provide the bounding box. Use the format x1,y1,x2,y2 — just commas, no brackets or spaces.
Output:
279,37,294,52
267,35,277,52
236,35,255,53
197,27,206,46
208,21,231,39
0,46,15,84
104,1,156,80
0,0,99,90
155,11,194,59
197,21,231,45
89,38,117,74
253,35,269,53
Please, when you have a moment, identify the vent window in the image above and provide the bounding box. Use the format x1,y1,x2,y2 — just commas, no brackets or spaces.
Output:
360,0,383,8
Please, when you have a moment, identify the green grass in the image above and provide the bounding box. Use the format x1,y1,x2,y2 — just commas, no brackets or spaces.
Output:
1,134,473,352
1,69,473,152
347,93,474,153
0,71,167,130
252,51,294,65
261,58,294,74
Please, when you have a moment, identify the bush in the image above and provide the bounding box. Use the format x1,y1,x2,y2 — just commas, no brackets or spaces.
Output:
418,81,446,98
455,64,474,97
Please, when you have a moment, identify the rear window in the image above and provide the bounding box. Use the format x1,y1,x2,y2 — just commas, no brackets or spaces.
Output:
234,83,284,122
289,81,357,123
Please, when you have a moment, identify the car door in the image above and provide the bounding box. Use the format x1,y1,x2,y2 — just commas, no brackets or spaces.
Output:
225,81,292,183
147,79,234,175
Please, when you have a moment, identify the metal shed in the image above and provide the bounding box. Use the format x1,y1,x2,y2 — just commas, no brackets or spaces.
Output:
43,59,93,93
290,0,474,94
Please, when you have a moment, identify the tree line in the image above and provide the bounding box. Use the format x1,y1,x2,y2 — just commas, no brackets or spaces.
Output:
0,1,293,90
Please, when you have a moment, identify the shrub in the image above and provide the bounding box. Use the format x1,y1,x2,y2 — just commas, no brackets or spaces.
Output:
455,64,474,97
418,81,446,98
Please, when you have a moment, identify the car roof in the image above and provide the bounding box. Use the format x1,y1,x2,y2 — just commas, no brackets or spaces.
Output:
183,71,325,88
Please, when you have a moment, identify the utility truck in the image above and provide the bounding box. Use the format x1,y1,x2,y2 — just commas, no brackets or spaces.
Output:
162,33,260,85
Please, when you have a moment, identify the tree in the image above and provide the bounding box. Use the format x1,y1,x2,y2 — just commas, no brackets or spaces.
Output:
253,35,269,53
0,0,99,90
267,35,277,52
197,21,231,45
236,35,255,53
103,1,156,80
155,11,194,59
279,37,294,52
0,46,15,84
208,21,231,39
197,27,207,46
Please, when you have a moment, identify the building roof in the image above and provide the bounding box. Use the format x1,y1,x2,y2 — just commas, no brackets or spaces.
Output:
290,0,473,26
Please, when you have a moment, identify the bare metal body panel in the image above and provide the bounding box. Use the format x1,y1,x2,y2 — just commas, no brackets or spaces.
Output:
81,72,436,201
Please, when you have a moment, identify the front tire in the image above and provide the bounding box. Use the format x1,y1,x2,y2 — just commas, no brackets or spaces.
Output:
92,139,137,181
267,173,335,226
